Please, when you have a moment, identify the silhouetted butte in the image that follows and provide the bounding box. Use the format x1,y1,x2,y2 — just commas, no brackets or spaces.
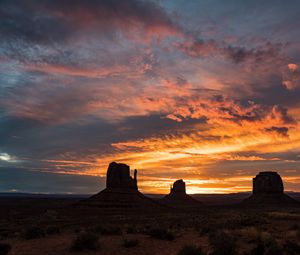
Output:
160,179,201,208
81,162,161,210
106,162,137,190
242,171,299,207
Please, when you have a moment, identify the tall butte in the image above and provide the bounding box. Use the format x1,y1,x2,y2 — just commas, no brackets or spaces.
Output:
106,162,138,191
160,179,201,208
80,162,161,210
242,171,299,207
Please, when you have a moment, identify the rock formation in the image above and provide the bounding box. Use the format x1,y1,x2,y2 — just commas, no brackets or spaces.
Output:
242,171,299,207
106,162,137,190
160,179,201,208
80,162,162,211
171,179,186,194
253,171,283,194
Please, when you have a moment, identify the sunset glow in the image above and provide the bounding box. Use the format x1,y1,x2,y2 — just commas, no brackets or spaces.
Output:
0,0,300,194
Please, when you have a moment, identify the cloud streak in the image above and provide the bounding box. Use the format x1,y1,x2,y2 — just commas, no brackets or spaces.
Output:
178,39,282,64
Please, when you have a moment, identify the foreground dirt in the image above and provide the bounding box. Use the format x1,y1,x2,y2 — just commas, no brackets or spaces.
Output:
0,198,299,255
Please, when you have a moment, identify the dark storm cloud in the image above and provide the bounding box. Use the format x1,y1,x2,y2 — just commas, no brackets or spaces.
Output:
0,1,70,44
224,43,282,64
0,0,180,74
0,78,104,123
0,0,178,45
178,39,283,64
0,114,208,178
271,105,296,124
2,0,286,69
0,115,115,161
264,126,289,137
0,114,205,157
248,83,300,107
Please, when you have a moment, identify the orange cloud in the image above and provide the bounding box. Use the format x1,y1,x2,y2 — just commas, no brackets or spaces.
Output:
283,63,300,90
25,64,132,78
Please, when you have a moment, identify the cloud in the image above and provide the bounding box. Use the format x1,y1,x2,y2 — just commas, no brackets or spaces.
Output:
0,0,181,79
0,0,179,46
0,76,188,123
0,152,18,162
264,126,289,137
177,39,282,64
165,94,296,131
282,63,300,90
1,0,300,194
0,167,104,194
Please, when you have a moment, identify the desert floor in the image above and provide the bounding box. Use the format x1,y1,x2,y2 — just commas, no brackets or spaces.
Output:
0,198,299,255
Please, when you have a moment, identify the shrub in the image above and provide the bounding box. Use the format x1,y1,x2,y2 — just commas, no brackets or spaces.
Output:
249,236,283,255
94,225,122,235
127,226,138,234
70,232,99,251
122,238,139,248
238,214,267,227
0,243,11,255
209,230,236,255
46,226,60,235
23,227,45,240
264,238,283,255
283,240,300,255
199,227,210,236
240,227,261,243
177,245,205,255
148,228,175,241
249,239,264,255
289,223,299,231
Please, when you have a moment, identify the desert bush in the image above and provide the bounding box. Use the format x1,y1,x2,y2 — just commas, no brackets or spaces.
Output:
209,230,236,255
268,212,299,220
0,243,11,255
285,230,299,239
46,226,60,235
70,232,99,251
240,227,261,243
249,239,264,255
122,238,139,248
264,238,283,255
239,214,268,227
248,236,283,255
199,226,210,236
93,225,122,235
73,228,81,233
148,228,175,241
289,223,299,231
177,245,205,255
127,226,138,234
283,240,300,255
23,226,45,240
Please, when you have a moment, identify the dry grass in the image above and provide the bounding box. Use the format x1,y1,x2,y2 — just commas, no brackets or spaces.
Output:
268,211,300,220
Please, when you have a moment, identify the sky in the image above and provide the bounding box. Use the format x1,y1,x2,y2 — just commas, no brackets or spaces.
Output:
0,0,300,194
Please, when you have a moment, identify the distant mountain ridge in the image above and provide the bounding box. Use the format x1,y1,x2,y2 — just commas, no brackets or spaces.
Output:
1,191,299,205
